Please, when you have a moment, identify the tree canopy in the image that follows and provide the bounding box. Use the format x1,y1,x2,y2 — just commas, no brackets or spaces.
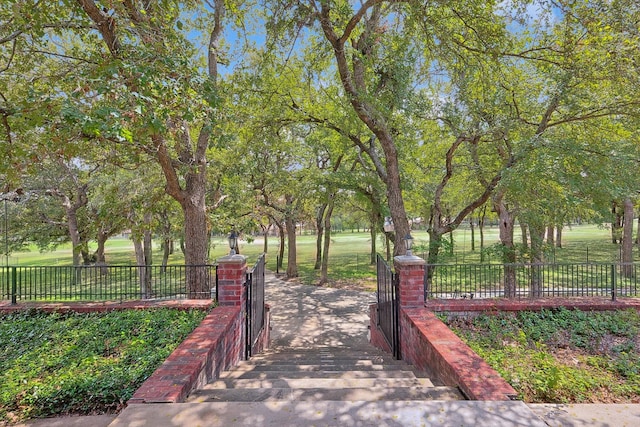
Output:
1,0,639,290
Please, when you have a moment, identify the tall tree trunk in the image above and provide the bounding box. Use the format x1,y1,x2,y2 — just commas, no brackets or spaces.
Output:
285,215,298,278
364,190,383,265
494,196,517,298
425,227,444,297
315,204,326,270
131,213,154,299
556,225,563,248
95,230,109,275
479,207,486,262
529,221,546,298
143,212,152,264
161,238,171,271
622,198,634,278
317,7,411,256
272,220,285,272
284,194,298,278
261,223,270,253
95,232,107,264
385,164,411,257
143,212,153,295
56,194,87,268
320,195,335,285
182,202,210,297
612,202,623,244
470,217,475,251
546,225,555,246
369,221,377,265
68,211,84,285
133,236,151,299
520,222,529,251
427,228,444,265
158,208,173,271
51,182,89,284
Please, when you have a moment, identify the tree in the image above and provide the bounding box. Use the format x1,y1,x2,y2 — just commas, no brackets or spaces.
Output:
2,1,242,297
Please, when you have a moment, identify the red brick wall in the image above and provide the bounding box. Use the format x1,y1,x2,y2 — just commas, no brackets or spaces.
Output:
400,307,517,401
129,305,246,404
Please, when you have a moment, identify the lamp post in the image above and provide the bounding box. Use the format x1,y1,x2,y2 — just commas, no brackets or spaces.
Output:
228,230,239,255
404,233,414,257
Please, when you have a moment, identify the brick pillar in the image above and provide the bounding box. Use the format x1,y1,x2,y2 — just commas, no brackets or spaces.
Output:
394,255,425,308
216,255,247,306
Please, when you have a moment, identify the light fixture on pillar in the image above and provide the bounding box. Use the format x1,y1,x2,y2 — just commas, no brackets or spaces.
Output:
404,233,414,257
228,230,238,255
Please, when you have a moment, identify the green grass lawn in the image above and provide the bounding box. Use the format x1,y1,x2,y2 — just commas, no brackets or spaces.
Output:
210,224,625,285
3,224,628,287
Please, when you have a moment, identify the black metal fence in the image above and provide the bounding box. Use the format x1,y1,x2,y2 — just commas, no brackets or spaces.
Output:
376,254,399,359
245,253,266,358
1,264,218,303
425,262,640,300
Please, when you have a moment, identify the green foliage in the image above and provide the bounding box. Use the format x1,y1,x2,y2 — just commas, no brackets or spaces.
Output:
0,309,207,424
448,309,640,403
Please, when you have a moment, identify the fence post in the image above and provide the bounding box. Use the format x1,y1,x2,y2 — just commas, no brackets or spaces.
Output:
11,266,17,305
611,263,616,301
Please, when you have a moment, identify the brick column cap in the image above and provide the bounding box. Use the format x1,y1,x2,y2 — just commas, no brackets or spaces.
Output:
394,255,426,266
216,254,247,264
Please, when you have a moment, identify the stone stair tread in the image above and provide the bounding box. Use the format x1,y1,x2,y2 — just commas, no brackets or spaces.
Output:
111,400,546,427
237,358,409,366
219,369,427,380
202,377,435,389
188,385,464,402
227,363,422,372
258,347,392,354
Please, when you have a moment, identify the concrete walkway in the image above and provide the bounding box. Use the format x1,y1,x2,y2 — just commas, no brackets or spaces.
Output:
15,272,640,426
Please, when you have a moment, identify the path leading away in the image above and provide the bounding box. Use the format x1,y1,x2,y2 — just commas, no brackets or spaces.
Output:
267,274,377,349
111,273,550,426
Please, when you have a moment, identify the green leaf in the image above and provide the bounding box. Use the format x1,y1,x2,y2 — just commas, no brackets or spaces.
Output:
120,128,134,142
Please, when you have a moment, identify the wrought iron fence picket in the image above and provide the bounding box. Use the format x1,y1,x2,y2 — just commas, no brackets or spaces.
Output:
376,254,399,359
424,262,640,300
245,254,266,358
0,264,217,303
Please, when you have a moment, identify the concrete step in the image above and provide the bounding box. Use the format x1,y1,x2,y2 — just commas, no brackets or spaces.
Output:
187,385,464,402
227,363,421,373
109,400,549,427
201,377,435,390
219,369,427,380
256,347,395,356
236,358,409,367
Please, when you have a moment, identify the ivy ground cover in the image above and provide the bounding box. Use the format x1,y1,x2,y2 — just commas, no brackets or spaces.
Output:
446,308,640,403
0,308,207,425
